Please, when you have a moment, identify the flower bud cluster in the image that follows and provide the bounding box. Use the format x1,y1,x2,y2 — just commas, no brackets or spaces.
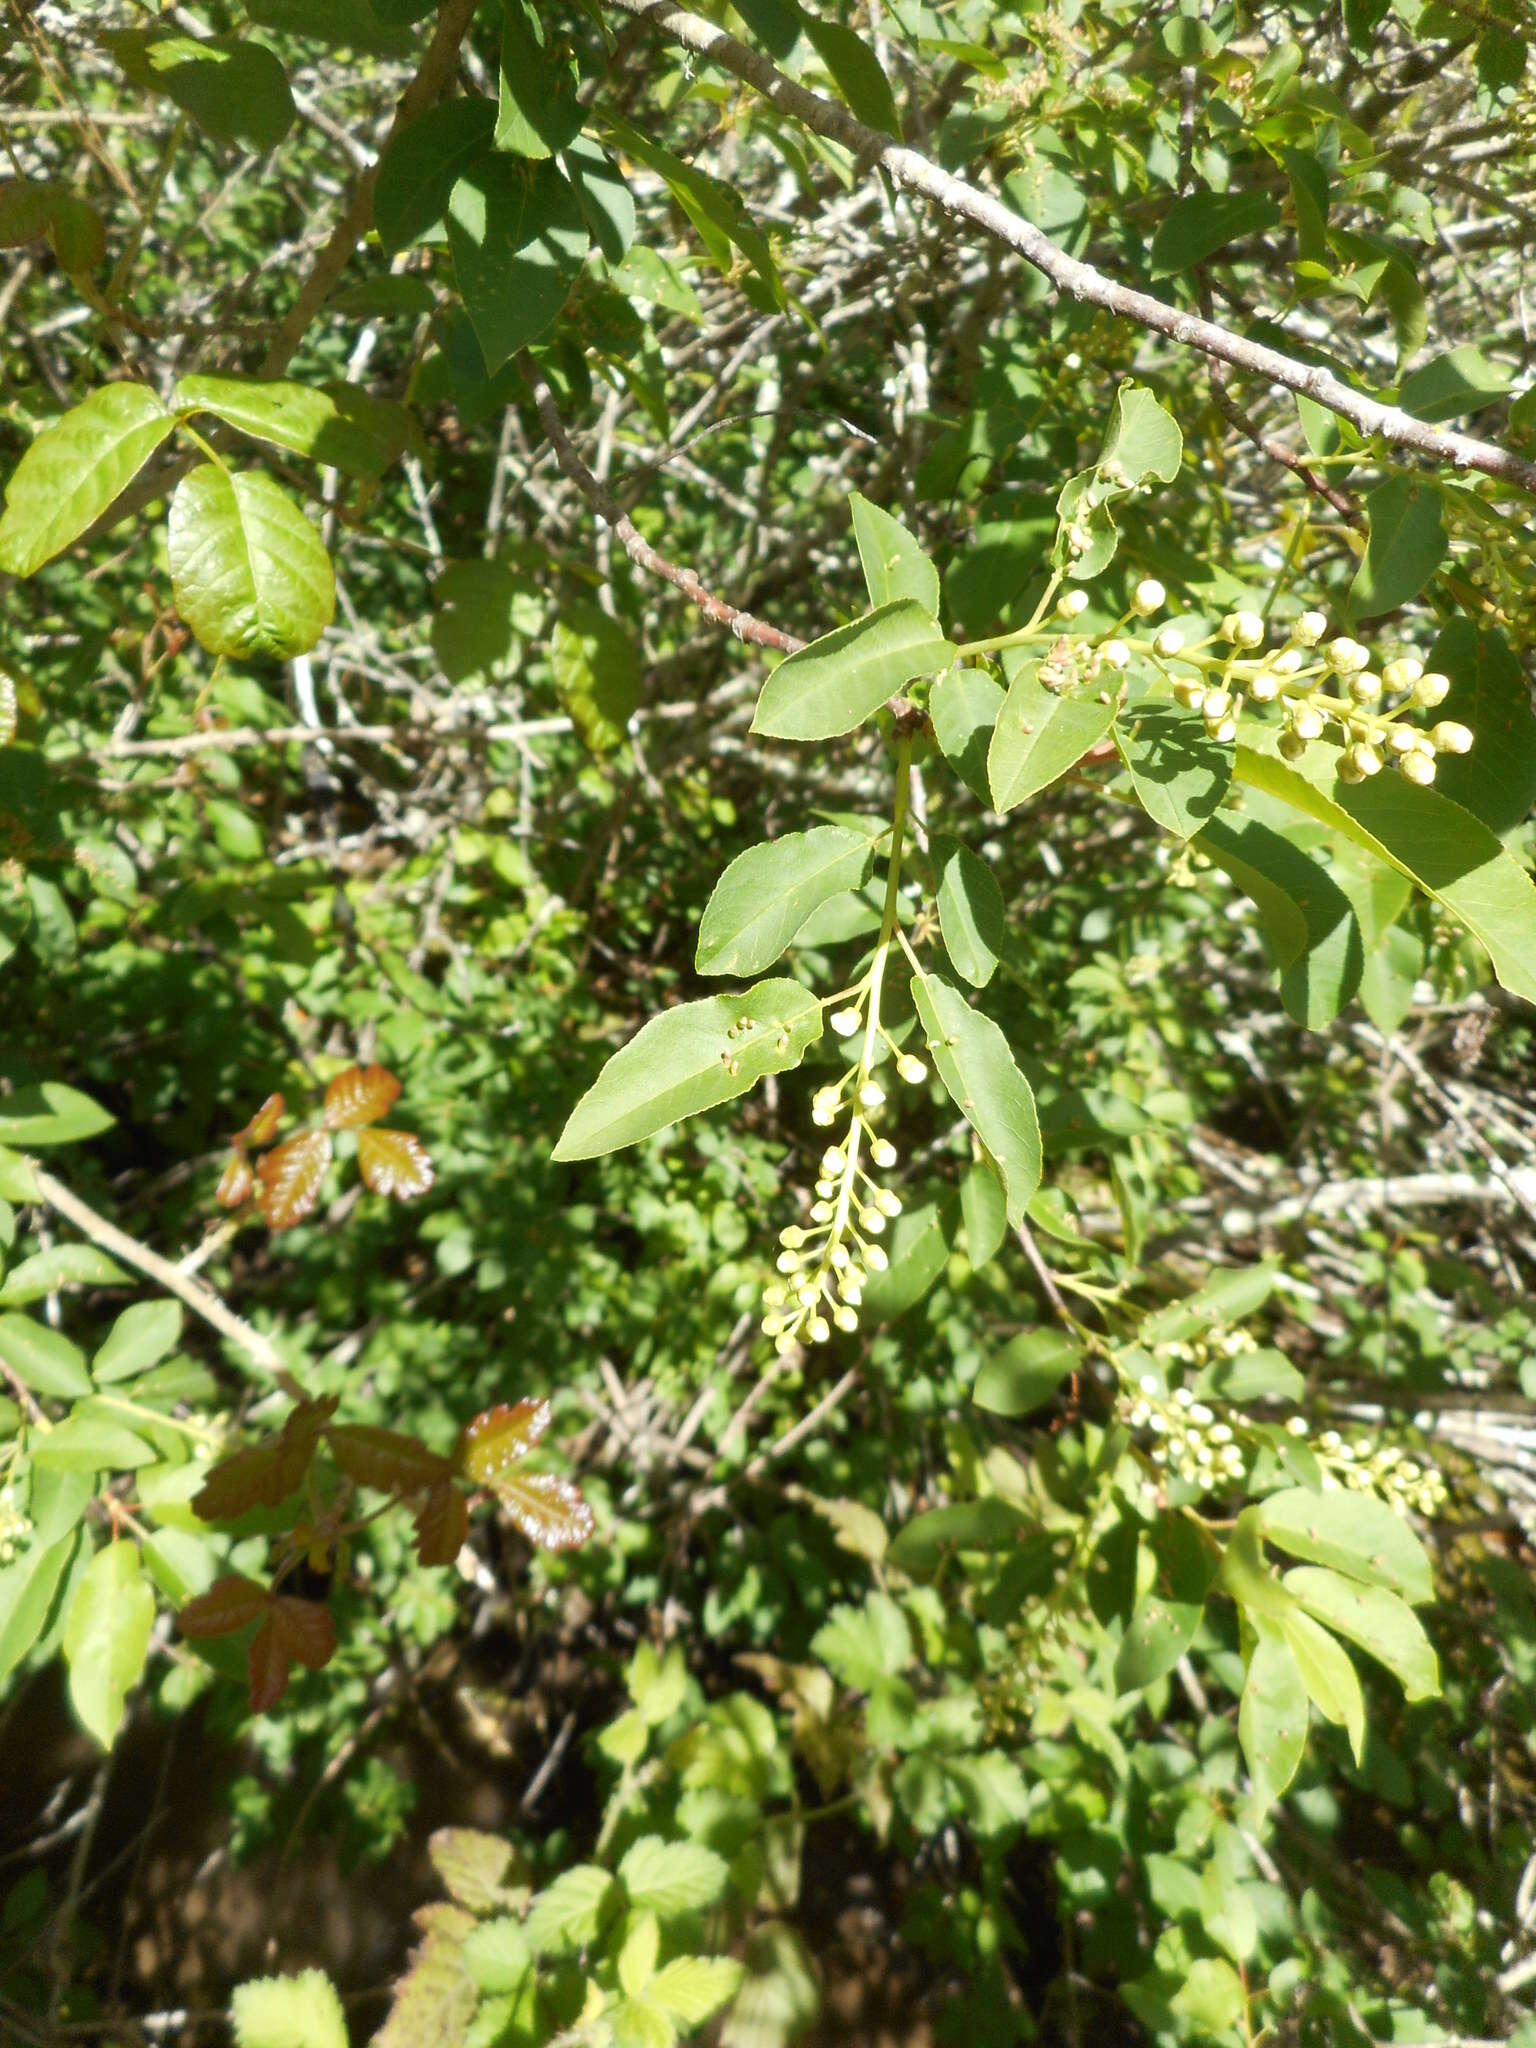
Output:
1123,1374,1249,1488
0,1481,33,1565
1286,1417,1448,1518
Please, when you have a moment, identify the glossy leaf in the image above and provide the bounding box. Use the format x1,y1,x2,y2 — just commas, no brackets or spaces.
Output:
1283,1565,1439,1701
234,1093,286,1147
327,1423,451,1494
1114,704,1231,838
0,1243,127,1306
1239,1626,1309,1818
168,466,335,661
696,826,873,976
988,660,1117,813
375,94,496,253
172,376,416,481
216,1153,255,1210
322,1064,401,1130
446,155,589,374
1348,475,1446,618
1281,1607,1365,1762
849,493,937,612
1257,1487,1434,1604
0,1312,90,1398
929,667,1004,803
193,1399,336,1521
357,1129,435,1201
255,1130,333,1229
177,1574,272,1639
63,1542,155,1747
911,973,1041,1226
552,978,823,1160
751,601,956,742
459,1399,552,1482
933,838,1006,987
0,384,174,577
92,1301,182,1385
248,1595,336,1712
491,1470,595,1552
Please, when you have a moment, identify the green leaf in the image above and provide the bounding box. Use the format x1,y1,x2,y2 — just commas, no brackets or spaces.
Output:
0,178,106,271
812,1591,912,1689
987,660,1116,813
929,668,1003,803
447,155,588,372
751,602,955,743
849,494,938,613
430,558,530,686
0,1244,128,1306
933,839,1005,988
1172,1957,1246,2032
552,979,823,1160
1115,1517,1216,1694
172,376,416,481
1239,1625,1309,1818
0,384,174,577
1197,808,1363,1028
33,1411,157,1473
649,1956,745,2026
231,1969,349,2048
696,826,873,976
1348,476,1446,619
1424,620,1536,842
618,1837,730,1917
1280,1606,1365,1762
168,466,335,660
1098,381,1184,485
799,10,900,133
887,1499,1028,1575
1114,704,1231,838
959,1157,1007,1268
618,1912,660,1997
1149,188,1282,277
973,1328,1080,1417
1358,923,1423,1035
1257,1487,1434,1605
374,95,496,253
1193,1346,1305,1404
549,602,640,753
563,135,635,265
861,1200,951,1319
102,31,295,152
0,1312,91,1397
460,1917,534,1994
911,973,1041,1225
1139,1264,1278,1347
63,1541,155,1747
1235,740,1536,1007
523,1865,618,1953
0,1530,80,1688
1282,1565,1439,1701
496,0,581,157
93,1301,183,1386
1399,344,1512,422
603,115,784,313
0,1084,113,1148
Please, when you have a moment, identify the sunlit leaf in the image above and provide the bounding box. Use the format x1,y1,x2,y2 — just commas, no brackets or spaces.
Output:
216,1153,255,1210
751,601,955,743
177,1574,272,1639
0,383,174,578
234,1093,286,1148
322,1063,401,1130
357,1128,435,1201
255,1130,333,1229
326,1423,452,1494
492,1469,595,1551
168,465,335,662
62,1542,156,1747
459,1398,552,1481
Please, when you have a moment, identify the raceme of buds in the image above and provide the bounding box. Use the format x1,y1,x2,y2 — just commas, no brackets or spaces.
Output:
1307,1424,1449,1518
1123,1379,1248,1489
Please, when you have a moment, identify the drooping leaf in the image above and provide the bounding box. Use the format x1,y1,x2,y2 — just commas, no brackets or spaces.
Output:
751,601,955,743
1281,1606,1365,1762
234,1093,286,1147
933,838,1006,987
255,1130,333,1229
850,494,937,613
0,384,174,577
860,1200,951,1319
552,978,823,1160
168,466,335,661
0,177,106,271
1115,1517,1217,1694
929,668,1004,803
1238,1625,1309,1819
602,115,785,313
446,155,589,373
799,10,900,133
193,1399,337,1521
988,659,1117,812
216,1154,255,1210
102,30,295,152
1257,1487,1434,1604
414,1482,470,1568
231,1968,348,2048
1348,476,1446,619
322,1064,401,1130
357,1129,435,1200
172,376,416,481
562,134,635,264
496,0,581,157
375,93,496,252
911,973,1041,1225
0,1530,82,1689
696,826,873,976
62,1541,155,1747
1282,1565,1439,1701
960,1157,1008,1268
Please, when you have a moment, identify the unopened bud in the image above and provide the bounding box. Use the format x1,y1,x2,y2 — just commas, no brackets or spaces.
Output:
1289,704,1325,741
833,1304,859,1332
1349,741,1384,777
1271,647,1303,675
864,1244,889,1272
1432,720,1473,754
1327,637,1370,674
858,1080,886,1109
1058,588,1089,619
1293,610,1327,646
1278,730,1307,760
1248,671,1281,702
1223,609,1265,649
822,1147,846,1174
829,1008,860,1037
1099,638,1131,670
1172,678,1206,711
1348,671,1382,703
1382,656,1423,690
896,1054,927,1085
1399,749,1436,785
808,1316,831,1344
870,1138,897,1168
1152,624,1184,656
1413,671,1450,708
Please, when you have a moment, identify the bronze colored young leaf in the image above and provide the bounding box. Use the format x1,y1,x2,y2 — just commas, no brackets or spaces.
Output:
270,1594,337,1671
496,1471,595,1551
215,1152,254,1210
177,1574,271,1639
256,1130,333,1229
458,1398,552,1483
246,1615,290,1714
327,1422,452,1494
234,1092,286,1147
323,1064,402,1130
414,1481,470,1567
193,1398,337,1522
357,1127,435,1200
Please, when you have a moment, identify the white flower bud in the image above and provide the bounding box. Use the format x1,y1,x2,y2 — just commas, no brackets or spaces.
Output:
822,1148,846,1174
1348,671,1382,703
1271,647,1303,675
1248,671,1281,702
858,1080,886,1109
810,1201,833,1223
1152,624,1184,655
1278,730,1307,761
1382,656,1423,690
798,1282,819,1306
1132,578,1166,616
1285,1415,1308,1437
808,1316,831,1344
1099,638,1131,670
864,1244,889,1272
1387,725,1418,755
1137,1373,1159,1394
1172,678,1207,712
830,1008,861,1037
1223,609,1265,649
812,1096,837,1127
870,1138,897,1169
1413,671,1450,707
763,1281,787,1307
876,1189,902,1217
776,1251,801,1274
815,1179,833,1199
841,1282,863,1307
1289,704,1325,741
762,1314,782,1337
1326,637,1370,674
775,1333,795,1356
833,1304,859,1332
780,1225,805,1248
895,1054,927,1085
831,1243,850,1268
858,1207,886,1235
1202,688,1232,721
1399,749,1436,786
1058,588,1090,619
1432,721,1473,754
1210,716,1238,744
1293,610,1327,646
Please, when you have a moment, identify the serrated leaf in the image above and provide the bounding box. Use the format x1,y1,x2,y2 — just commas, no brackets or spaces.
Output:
168,466,335,661
177,1574,272,1639
102,31,295,152
988,660,1116,812
493,1469,594,1551
650,1955,745,2026
1257,1487,1433,1604
752,602,954,743
93,1300,182,1385
461,1914,536,1993
696,827,873,976
326,1423,451,1493
255,1130,333,1229
234,1093,286,1147
1282,1565,1439,1701
811,1592,912,1691
0,1243,127,1306
413,1482,470,1567
193,1399,335,1521
910,973,1041,1226
524,1864,617,1952
173,375,415,481
231,1968,348,2048
63,1542,155,1747
0,1313,90,1398
322,1064,401,1130
248,1595,336,1712
458,1398,552,1481
429,1828,519,1914
375,93,497,252
357,1128,435,1200
849,494,936,612
447,155,588,373
618,1910,661,1995
553,978,822,1161
929,667,1004,803
618,1836,730,1917
933,839,1005,987
0,384,174,577
373,1902,478,2048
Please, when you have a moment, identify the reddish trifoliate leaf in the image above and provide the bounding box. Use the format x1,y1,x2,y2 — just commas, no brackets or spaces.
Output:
414,1480,470,1567
256,1129,332,1229
193,1397,337,1522
357,1126,435,1201
323,1063,401,1131
327,1422,452,1494
215,1151,255,1209
247,1615,292,1713
270,1594,337,1671
457,1398,552,1482
495,1470,595,1551
177,1574,271,1639
234,1091,285,1148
